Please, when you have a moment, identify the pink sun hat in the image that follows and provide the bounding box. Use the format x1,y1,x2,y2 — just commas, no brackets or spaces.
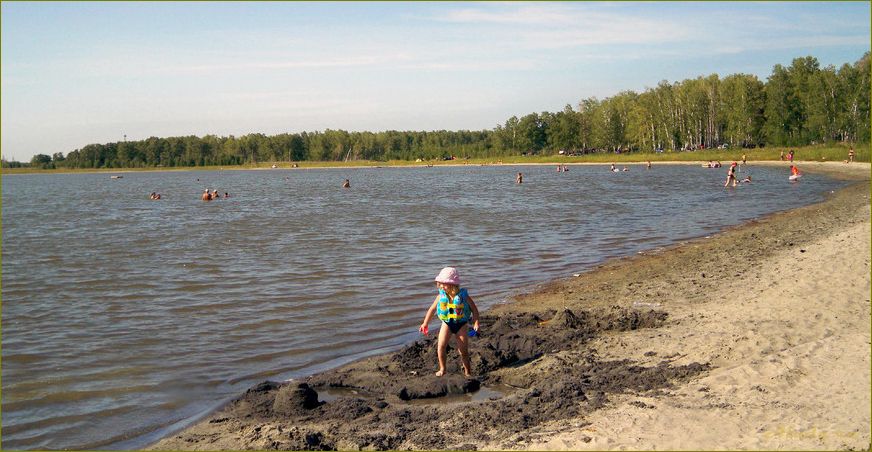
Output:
434,267,460,285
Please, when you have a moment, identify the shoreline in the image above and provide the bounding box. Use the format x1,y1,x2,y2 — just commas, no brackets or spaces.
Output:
148,164,870,451
2,158,867,176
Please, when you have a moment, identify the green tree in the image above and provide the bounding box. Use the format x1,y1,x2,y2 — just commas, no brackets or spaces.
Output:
31,154,53,169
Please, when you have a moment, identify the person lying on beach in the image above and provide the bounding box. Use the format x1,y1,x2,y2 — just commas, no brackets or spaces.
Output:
419,267,480,378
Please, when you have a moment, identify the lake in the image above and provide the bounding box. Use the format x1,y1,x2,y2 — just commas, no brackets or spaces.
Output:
0,163,846,449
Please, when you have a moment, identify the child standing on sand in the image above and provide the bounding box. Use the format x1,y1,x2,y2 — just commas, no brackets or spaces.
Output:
419,267,481,377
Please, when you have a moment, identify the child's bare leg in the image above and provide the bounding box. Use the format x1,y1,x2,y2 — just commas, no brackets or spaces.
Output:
456,325,472,377
436,323,450,376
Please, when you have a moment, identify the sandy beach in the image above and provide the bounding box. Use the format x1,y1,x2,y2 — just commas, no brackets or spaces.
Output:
148,162,870,451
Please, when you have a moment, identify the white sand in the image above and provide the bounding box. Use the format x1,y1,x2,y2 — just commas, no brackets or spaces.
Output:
520,202,871,450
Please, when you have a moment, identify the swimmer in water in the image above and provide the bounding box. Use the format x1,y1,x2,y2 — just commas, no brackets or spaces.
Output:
342,179,350,188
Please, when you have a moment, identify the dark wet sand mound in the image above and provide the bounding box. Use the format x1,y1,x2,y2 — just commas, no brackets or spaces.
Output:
162,306,707,450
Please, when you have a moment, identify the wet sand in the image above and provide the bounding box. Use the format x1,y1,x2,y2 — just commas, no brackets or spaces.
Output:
148,162,870,451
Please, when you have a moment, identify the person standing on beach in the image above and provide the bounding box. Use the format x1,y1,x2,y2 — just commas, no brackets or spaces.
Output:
848,147,855,163
419,267,480,378
724,162,738,187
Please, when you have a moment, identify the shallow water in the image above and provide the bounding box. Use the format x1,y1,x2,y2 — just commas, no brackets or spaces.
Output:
1,163,845,449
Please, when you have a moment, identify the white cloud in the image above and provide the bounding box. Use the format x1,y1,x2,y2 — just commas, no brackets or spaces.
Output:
442,4,581,26
438,3,689,51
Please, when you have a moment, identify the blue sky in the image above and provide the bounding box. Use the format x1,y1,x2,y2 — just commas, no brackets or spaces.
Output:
2,2,869,162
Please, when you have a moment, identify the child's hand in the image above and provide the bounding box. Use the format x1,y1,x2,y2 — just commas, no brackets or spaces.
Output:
419,324,429,336
473,320,480,332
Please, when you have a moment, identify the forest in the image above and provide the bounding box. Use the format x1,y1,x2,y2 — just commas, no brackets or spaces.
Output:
13,53,870,169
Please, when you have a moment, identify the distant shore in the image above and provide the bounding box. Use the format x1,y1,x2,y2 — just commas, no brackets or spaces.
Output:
148,162,870,450
3,156,868,177
2,142,866,175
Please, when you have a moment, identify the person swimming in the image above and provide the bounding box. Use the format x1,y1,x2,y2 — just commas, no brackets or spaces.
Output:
342,179,350,188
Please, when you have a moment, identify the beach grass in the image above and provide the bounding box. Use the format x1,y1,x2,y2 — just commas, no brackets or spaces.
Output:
2,144,866,175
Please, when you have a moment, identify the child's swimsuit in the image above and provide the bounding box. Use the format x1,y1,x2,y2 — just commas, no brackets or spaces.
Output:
437,288,471,334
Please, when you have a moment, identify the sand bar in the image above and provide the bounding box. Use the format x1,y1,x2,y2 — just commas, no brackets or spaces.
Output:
149,162,870,451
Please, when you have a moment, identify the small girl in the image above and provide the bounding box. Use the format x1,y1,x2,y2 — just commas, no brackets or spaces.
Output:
419,267,480,377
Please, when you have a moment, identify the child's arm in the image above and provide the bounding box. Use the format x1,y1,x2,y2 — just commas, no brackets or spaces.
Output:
467,294,481,332
419,296,439,334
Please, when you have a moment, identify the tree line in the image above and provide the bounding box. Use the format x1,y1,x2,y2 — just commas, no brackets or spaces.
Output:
14,53,870,169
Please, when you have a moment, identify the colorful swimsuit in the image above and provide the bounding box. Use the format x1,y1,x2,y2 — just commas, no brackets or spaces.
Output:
436,288,472,334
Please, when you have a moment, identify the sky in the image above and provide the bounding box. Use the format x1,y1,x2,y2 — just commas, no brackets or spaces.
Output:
2,1,870,162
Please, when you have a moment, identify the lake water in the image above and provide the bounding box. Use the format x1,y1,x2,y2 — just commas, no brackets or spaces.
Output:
1,163,846,449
